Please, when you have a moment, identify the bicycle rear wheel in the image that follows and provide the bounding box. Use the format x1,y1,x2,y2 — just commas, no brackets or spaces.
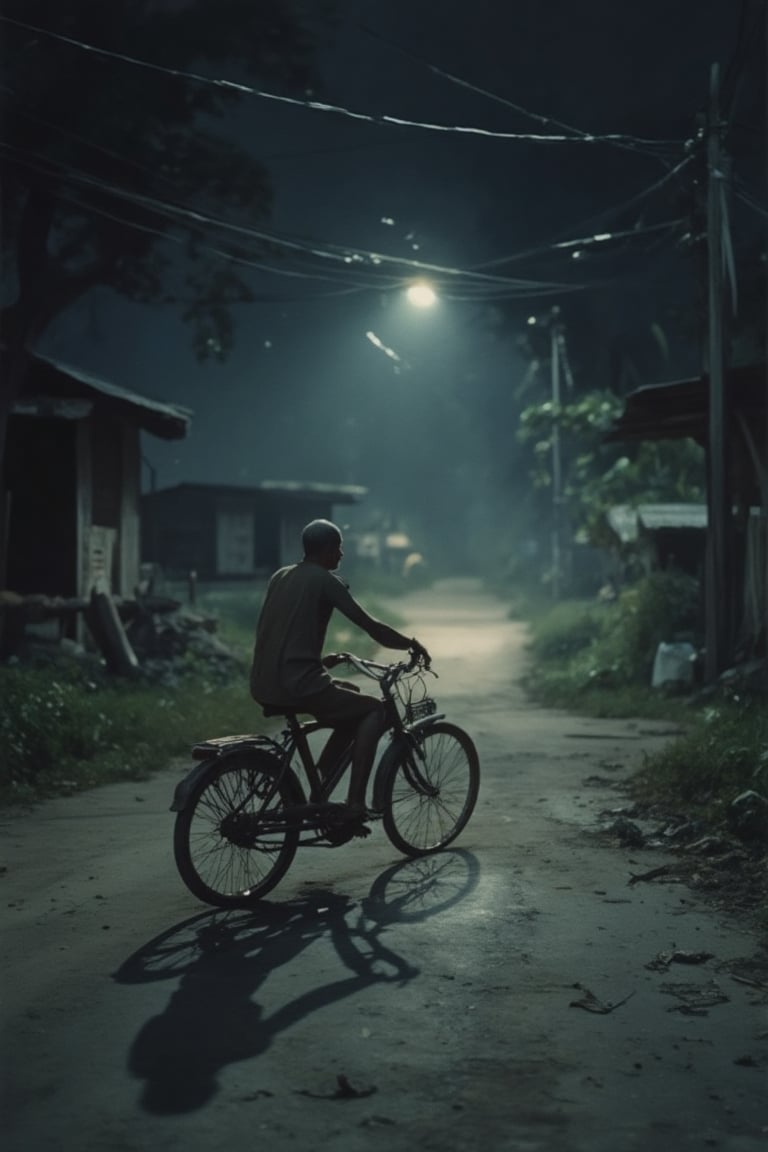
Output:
173,751,301,907
381,722,479,856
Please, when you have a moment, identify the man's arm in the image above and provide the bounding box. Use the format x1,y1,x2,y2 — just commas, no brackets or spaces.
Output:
329,578,428,659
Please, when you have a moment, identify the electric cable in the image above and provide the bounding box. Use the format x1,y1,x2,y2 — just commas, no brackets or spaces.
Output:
0,14,689,151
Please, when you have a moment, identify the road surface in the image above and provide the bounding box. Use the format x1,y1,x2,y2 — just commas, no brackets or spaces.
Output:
2,579,766,1151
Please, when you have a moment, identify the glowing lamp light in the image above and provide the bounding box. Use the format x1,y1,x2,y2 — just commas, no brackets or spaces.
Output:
406,281,437,308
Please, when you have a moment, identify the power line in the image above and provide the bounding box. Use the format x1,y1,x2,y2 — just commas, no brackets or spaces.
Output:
0,139,592,295
0,14,687,150
735,188,768,222
361,22,686,160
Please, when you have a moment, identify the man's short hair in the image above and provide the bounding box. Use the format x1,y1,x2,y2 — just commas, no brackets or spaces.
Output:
302,519,341,556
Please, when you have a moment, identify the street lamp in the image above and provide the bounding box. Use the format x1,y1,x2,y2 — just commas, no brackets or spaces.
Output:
405,281,437,309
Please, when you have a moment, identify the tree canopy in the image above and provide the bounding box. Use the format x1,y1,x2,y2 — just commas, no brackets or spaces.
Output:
0,0,325,358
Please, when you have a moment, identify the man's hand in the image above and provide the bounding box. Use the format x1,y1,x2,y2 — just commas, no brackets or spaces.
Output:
408,639,431,669
323,652,346,669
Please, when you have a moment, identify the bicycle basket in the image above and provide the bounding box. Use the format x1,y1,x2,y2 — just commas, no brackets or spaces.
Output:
396,667,437,725
405,697,437,725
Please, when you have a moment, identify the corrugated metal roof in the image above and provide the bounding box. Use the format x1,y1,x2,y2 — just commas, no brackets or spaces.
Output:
607,503,707,542
606,363,766,443
149,481,367,503
17,351,192,440
638,504,707,531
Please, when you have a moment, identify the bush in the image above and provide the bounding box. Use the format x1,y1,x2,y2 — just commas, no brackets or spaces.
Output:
0,658,269,804
597,570,702,684
0,598,406,805
525,599,604,662
632,697,768,813
521,571,703,712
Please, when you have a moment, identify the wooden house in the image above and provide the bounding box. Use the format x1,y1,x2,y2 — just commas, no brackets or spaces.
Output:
4,351,191,602
606,503,708,579
607,362,767,666
140,481,367,580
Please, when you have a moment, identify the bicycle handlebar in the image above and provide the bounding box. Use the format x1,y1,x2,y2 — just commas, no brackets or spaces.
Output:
332,651,433,687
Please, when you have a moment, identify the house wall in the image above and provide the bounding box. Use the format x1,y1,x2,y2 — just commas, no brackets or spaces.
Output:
119,425,141,596
140,490,342,578
141,489,217,578
4,415,79,596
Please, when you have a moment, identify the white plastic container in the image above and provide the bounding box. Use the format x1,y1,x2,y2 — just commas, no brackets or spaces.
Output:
651,641,696,688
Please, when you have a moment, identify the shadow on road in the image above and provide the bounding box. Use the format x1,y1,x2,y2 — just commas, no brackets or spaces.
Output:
113,850,479,1115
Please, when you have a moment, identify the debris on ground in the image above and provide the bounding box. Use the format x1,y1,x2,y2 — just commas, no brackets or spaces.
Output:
727,790,768,843
296,1075,377,1100
628,865,673,886
606,817,645,848
569,984,636,1014
646,950,715,972
660,980,729,1015
1,589,244,686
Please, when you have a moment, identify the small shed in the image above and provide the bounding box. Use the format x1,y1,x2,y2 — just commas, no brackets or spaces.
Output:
141,481,367,579
607,363,767,664
606,504,708,578
4,351,191,601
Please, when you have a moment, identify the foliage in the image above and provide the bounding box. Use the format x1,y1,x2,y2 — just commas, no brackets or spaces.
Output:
631,697,768,813
521,570,703,707
596,570,702,682
517,388,705,551
525,598,604,662
0,588,404,805
522,590,768,837
0,0,325,357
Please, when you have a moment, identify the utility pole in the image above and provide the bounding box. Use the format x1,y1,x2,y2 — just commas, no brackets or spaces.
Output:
550,306,562,600
704,61,732,681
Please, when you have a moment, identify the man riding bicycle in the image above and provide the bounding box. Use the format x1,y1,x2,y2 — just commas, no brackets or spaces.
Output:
250,519,430,825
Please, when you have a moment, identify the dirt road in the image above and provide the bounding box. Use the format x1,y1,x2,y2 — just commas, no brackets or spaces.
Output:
2,580,766,1151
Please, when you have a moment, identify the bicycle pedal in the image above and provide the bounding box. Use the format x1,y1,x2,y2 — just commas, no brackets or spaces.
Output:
351,823,372,839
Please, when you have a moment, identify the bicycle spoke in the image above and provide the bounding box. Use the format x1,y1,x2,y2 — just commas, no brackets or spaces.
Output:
174,751,299,906
383,723,479,856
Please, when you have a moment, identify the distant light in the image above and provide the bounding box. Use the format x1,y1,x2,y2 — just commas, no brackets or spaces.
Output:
527,316,537,325
406,281,437,308
264,339,272,348
381,216,395,226
571,250,582,260
594,233,612,242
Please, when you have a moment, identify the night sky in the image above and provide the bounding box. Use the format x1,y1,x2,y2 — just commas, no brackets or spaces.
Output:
33,0,765,564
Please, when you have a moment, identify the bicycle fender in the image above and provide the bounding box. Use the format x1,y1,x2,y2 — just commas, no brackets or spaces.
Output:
371,715,445,811
170,750,306,812
170,759,218,812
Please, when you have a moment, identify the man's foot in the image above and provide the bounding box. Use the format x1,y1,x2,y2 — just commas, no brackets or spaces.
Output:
343,803,381,824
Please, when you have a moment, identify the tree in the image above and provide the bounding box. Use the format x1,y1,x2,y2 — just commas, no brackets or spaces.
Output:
0,0,329,349
0,0,327,580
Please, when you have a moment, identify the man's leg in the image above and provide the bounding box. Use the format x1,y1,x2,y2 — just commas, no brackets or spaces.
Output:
346,703,385,811
303,684,385,816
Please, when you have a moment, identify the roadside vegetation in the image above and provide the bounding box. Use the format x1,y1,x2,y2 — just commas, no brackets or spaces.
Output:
0,583,402,806
518,572,767,845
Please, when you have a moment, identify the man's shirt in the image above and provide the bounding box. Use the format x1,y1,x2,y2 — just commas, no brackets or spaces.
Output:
250,561,374,703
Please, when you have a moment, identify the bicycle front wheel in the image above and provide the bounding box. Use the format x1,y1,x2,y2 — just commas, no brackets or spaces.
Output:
173,751,301,907
381,722,479,856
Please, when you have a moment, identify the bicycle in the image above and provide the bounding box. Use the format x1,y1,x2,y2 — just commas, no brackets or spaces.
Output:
171,653,480,908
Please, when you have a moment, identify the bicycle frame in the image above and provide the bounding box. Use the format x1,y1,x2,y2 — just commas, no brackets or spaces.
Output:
171,654,445,841
171,653,479,905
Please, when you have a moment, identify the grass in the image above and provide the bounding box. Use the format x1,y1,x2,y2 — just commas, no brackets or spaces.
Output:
517,579,768,836
630,698,768,817
0,583,405,806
